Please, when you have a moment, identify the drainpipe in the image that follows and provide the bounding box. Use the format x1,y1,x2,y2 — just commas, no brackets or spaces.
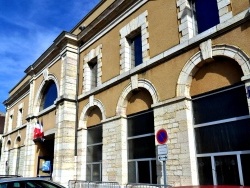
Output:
74,46,80,179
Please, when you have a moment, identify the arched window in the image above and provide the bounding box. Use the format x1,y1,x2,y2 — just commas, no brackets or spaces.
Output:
41,81,57,110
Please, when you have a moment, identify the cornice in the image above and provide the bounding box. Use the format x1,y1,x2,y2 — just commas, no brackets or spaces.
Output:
77,0,140,43
25,31,78,76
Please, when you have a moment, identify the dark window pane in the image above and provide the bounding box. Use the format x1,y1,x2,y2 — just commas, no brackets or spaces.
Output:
86,164,91,181
89,59,98,89
128,161,136,183
128,136,156,159
138,161,150,183
215,155,240,185
87,145,102,162
87,125,102,144
92,163,101,181
197,157,213,185
195,0,220,33
133,34,142,66
195,118,250,153
192,85,248,124
151,160,157,184
128,160,157,184
128,111,154,137
241,154,250,186
42,82,57,110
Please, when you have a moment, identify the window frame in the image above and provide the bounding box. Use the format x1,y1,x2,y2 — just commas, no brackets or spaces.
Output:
192,83,250,185
86,124,103,181
127,110,157,184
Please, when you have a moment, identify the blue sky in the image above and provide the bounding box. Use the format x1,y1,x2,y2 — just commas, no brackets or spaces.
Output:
0,0,100,113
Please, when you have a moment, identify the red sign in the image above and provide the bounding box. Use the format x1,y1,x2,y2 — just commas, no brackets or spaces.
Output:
156,129,168,144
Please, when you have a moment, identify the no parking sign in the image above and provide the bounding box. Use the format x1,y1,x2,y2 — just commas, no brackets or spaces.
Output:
156,128,168,144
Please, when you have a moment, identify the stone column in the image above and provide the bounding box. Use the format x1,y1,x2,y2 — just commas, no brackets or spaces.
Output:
23,78,37,177
53,44,78,186
102,116,128,185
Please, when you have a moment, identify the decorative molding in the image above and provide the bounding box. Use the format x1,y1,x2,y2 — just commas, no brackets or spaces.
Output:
200,39,213,61
177,44,250,97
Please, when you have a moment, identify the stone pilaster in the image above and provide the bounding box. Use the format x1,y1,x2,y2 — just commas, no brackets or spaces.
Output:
102,117,128,185
153,97,198,186
53,44,78,186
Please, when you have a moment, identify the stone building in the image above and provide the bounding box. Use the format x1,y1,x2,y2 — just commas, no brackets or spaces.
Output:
2,0,250,187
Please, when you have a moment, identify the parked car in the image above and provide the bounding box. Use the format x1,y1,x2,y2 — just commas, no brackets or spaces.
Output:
0,177,65,188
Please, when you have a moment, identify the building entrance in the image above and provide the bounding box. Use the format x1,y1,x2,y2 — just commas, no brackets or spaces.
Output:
36,134,55,179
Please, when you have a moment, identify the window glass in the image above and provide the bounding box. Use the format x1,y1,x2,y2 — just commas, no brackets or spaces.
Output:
215,155,240,185
88,58,98,89
197,157,213,185
193,83,250,185
241,154,250,185
194,0,220,33
87,125,102,144
195,118,250,154
128,160,157,184
42,81,57,110
87,124,102,181
127,110,156,184
133,34,142,67
128,136,156,159
192,84,248,124
128,111,154,137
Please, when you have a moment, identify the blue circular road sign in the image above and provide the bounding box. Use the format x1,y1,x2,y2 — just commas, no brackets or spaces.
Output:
156,129,168,144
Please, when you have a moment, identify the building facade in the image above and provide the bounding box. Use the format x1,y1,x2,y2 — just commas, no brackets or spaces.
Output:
2,0,250,186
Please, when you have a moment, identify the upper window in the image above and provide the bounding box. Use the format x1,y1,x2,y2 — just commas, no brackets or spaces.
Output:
119,11,149,74
41,81,57,110
83,45,102,93
177,0,232,42
88,58,98,90
17,107,23,127
8,113,13,132
190,0,219,34
128,33,143,68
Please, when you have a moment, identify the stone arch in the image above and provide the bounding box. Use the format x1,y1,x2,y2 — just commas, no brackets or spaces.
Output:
116,79,159,116
177,44,250,97
33,74,59,114
5,139,11,150
79,98,106,129
14,135,21,148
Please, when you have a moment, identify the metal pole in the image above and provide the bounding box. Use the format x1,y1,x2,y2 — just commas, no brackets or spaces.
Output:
163,160,167,188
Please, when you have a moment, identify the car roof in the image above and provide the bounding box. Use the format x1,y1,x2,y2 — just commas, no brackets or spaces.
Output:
0,177,49,182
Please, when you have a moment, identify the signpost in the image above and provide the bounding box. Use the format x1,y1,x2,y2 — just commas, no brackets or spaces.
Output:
156,129,168,188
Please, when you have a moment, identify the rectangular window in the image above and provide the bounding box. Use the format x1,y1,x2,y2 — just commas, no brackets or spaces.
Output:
193,84,250,185
8,114,13,132
127,110,156,184
129,33,143,67
86,125,102,181
190,0,220,34
17,108,23,127
215,155,240,185
88,58,98,89
241,154,250,185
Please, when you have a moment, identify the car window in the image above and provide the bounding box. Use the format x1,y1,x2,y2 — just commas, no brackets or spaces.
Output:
0,183,7,188
0,180,63,188
27,180,62,188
